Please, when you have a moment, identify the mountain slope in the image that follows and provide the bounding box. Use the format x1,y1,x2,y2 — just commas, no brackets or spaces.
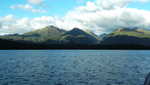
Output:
100,28,150,46
0,26,99,45
1,27,150,49
0,25,66,44
109,28,150,38
60,28,99,44
23,25,66,40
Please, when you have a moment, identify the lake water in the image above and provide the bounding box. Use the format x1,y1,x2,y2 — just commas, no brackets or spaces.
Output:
0,50,149,85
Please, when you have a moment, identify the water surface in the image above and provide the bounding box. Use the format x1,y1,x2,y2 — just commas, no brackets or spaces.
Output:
0,50,149,85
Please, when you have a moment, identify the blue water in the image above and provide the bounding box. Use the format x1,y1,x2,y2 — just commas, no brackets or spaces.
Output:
0,50,149,85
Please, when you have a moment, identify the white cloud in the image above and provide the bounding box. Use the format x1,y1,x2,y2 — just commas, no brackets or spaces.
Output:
0,15,30,34
0,15,53,34
63,9,149,34
2,0,150,35
96,0,131,10
60,0,150,33
28,0,43,5
75,1,99,12
10,4,46,13
1,14,14,22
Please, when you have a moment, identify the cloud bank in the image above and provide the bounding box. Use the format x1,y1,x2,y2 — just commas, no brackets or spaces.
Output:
1,0,150,35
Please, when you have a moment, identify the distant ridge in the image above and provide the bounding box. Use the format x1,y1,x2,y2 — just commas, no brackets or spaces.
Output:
1,26,150,49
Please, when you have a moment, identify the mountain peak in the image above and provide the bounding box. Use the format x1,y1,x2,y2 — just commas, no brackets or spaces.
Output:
114,28,150,33
61,27,99,44
71,27,83,31
115,28,139,32
66,28,87,36
116,28,135,32
22,25,66,41
43,25,60,31
46,25,58,29
26,25,65,35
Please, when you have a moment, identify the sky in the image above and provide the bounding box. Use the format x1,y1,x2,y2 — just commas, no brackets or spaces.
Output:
0,0,95,17
1,0,150,35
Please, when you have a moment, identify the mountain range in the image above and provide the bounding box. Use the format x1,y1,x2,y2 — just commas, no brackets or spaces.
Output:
1,26,150,49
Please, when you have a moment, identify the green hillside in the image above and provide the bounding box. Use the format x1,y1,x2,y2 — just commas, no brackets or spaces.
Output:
109,28,150,38
0,25,66,43
100,28,150,46
0,26,99,45
60,28,99,44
